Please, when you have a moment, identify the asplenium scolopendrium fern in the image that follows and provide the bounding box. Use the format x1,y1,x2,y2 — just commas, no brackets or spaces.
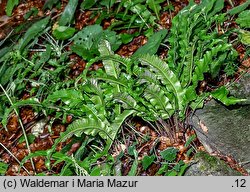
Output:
18,0,247,173
166,0,244,110
56,0,246,153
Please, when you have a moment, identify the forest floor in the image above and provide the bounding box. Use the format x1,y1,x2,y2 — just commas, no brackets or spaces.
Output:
0,0,249,176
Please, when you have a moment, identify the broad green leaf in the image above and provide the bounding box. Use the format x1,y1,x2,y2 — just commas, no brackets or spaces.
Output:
52,26,76,40
94,74,128,88
139,54,185,113
207,0,224,17
108,110,135,147
0,61,19,87
142,155,156,170
136,68,158,85
227,0,250,15
52,152,74,167
97,40,123,120
71,25,103,59
120,33,135,44
19,17,50,52
173,160,185,172
189,93,207,110
47,117,109,161
177,163,189,176
167,170,177,176
58,0,78,26
186,148,194,158
211,86,246,106
192,43,232,87
98,40,119,78
114,92,137,109
160,147,178,162
128,145,137,156
102,30,122,51
59,164,74,176
143,83,174,119
6,0,19,16
71,25,121,60
34,45,52,70
67,117,108,138
44,89,83,107
236,10,250,28
133,29,167,57
239,29,250,46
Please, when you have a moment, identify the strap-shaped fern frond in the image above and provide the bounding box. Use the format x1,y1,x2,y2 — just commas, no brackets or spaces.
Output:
45,115,111,162
43,89,83,107
192,43,232,86
138,54,186,113
93,73,129,88
114,92,137,109
98,54,133,74
48,116,109,158
98,40,123,116
136,68,158,85
108,109,135,148
143,83,174,119
98,40,120,78
211,86,247,106
82,79,104,102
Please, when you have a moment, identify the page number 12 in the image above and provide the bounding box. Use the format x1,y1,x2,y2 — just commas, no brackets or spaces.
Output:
233,179,246,188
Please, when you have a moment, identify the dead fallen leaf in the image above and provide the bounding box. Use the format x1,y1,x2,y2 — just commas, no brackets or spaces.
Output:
242,57,250,68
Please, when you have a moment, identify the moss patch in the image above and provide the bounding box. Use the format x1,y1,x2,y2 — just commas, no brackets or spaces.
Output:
185,151,242,176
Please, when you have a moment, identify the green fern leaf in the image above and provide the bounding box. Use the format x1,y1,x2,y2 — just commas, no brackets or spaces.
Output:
136,69,158,85
138,54,185,113
143,83,174,119
211,86,247,106
47,117,109,160
192,43,232,87
114,93,137,109
108,109,135,149
98,40,120,78
93,73,129,88
43,89,83,108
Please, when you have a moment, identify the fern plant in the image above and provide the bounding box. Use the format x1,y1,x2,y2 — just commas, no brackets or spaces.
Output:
71,0,245,140
8,0,248,176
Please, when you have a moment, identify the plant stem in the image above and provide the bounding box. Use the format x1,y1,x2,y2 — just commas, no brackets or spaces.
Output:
0,84,37,175
227,0,234,7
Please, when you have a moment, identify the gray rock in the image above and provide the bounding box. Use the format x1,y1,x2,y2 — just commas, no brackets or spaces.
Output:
184,151,242,176
191,73,250,174
229,73,250,105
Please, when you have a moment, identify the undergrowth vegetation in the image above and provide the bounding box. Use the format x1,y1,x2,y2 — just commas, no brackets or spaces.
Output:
1,0,250,175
